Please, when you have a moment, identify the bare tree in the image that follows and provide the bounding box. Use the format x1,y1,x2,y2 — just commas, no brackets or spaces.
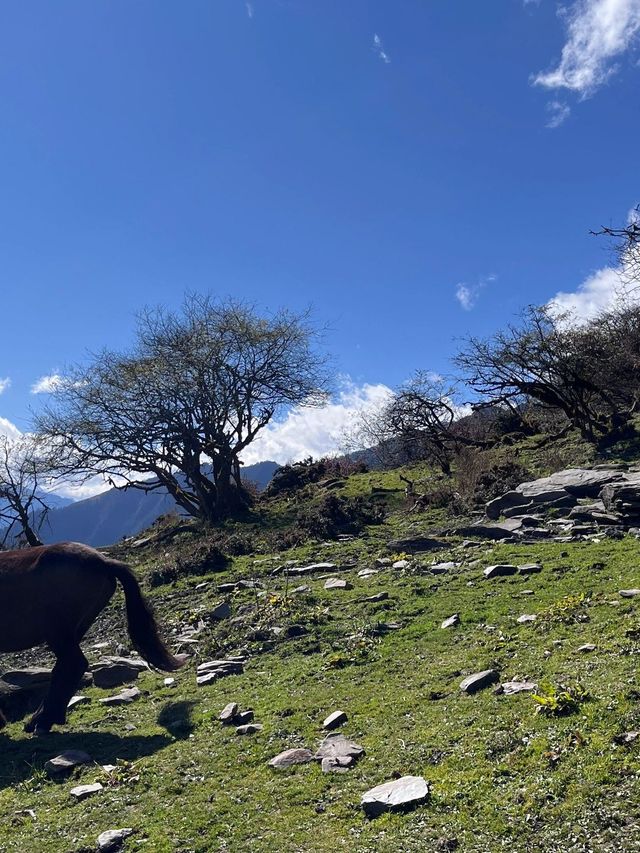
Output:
37,296,330,523
593,207,640,286
345,372,481,474
455,303,640,446
0,435,50,547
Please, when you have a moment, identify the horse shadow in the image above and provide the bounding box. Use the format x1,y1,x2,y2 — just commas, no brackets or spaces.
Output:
0,700,197,790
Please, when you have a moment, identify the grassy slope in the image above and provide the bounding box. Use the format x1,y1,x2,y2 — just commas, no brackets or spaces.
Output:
1,442,640,852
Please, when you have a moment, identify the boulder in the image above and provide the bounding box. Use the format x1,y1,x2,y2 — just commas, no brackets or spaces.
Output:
460,670,499,694
483,564,518,579
268,748,315,768
45,750,92,777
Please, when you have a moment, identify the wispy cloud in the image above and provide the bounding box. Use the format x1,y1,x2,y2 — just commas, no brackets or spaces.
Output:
246,2,254,19
0,377,10,395
533,0,640,97
31,373,63,394
545,99,571,127
0,416,21,442
455,274,495,311
241,379,393,466
373,33,391,64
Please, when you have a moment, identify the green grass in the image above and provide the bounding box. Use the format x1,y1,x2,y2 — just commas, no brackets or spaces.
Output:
2,447,640,851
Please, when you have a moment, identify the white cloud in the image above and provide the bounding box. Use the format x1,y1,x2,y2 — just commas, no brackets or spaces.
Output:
31,373,63,394
240,380,393,466
246,2,254,18
455,274,495,311
373,34,391,64
0,378,10,395
545,99,571,127
533,0,640,96
0,416,21,442
547,265,634,320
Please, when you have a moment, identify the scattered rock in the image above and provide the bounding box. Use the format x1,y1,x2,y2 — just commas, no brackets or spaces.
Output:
92,659,146,689
483,564,518,579
501,681,537,695
614,731,639,745
619,589,640,598
516,614,537,624
361,592,389,602
209,600,232,621
99,687,141,706
441,614,460,629
324,578,352,590
67,695,91,710
315,733,364,773
236,723,263,735
234,710,254,724
97,828,133,852
392,560,411,569
460,670,499,694
358,569,379,579
285,562,336,576
323,710,348,730
70,782,103,801
519,563,543,575
163,677,175,687
361,775,430,817
386,536,444,553
577,643,596,653
45,751,92,778
268,748,315,768
219,702,239,723
196,659,245,685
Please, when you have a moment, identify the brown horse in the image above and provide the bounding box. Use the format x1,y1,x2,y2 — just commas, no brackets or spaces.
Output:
0,541,184,734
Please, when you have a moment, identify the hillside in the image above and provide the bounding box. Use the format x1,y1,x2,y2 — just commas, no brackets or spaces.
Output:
1,437,640,852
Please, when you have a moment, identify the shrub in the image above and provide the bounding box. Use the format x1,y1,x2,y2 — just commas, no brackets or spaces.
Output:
296,493,385,539
148,543,228,587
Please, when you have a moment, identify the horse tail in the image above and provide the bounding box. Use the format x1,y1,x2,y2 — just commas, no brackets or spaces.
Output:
105,559,185,672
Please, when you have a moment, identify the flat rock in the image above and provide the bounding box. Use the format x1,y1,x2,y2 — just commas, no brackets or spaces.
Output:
99,687,141,706
45,751,92,777
619,589,640,598
361,775,430,818
358,569,379,578
577,643,596,652
455,521,521,540
285,562,336,576
92,661,143,689
268,748,315,768
70,782,103,801
460,670,499,694
323,710,348,730
392,560,411,569
315,733,364,761
483,564,518,579
236,723,263,735
324,578,352,590
441,614,460,629
97,828,133,852
519,563,543,575
386,537,444,553
321,755,354,773
516,614,537,624
501,680,537,695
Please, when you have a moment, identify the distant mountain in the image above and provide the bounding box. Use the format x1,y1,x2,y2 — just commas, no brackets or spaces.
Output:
37,461,280,547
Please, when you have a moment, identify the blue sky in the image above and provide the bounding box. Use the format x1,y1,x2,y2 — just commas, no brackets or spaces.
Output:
1,0,639,479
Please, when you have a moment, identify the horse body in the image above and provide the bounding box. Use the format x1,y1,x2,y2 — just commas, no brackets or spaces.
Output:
0,542,183,734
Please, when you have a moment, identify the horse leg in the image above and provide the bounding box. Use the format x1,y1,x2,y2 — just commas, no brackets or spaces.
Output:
25,643,88,734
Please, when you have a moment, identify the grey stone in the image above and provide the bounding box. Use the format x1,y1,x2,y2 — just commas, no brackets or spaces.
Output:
67,695,91,710
516,614,536,624
518,563,543,575
619,589,640,598
70,782,103,800
392,560,411,569
285,562,336,576
386,537,444,553
577,643,596,652
210,600,232,620
45,750,92,777
324,578,352,590
234,710,254,724
441,614,460,629
219,702,239,723
315,733,364,761
323,710,348,730
97,828,133,852
92,660,144,689
501,681,537,695
99,687,141,706
460,670,499,694
236,723,263,735
483,564,518,579
268,748,315,768
361,775,430,817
